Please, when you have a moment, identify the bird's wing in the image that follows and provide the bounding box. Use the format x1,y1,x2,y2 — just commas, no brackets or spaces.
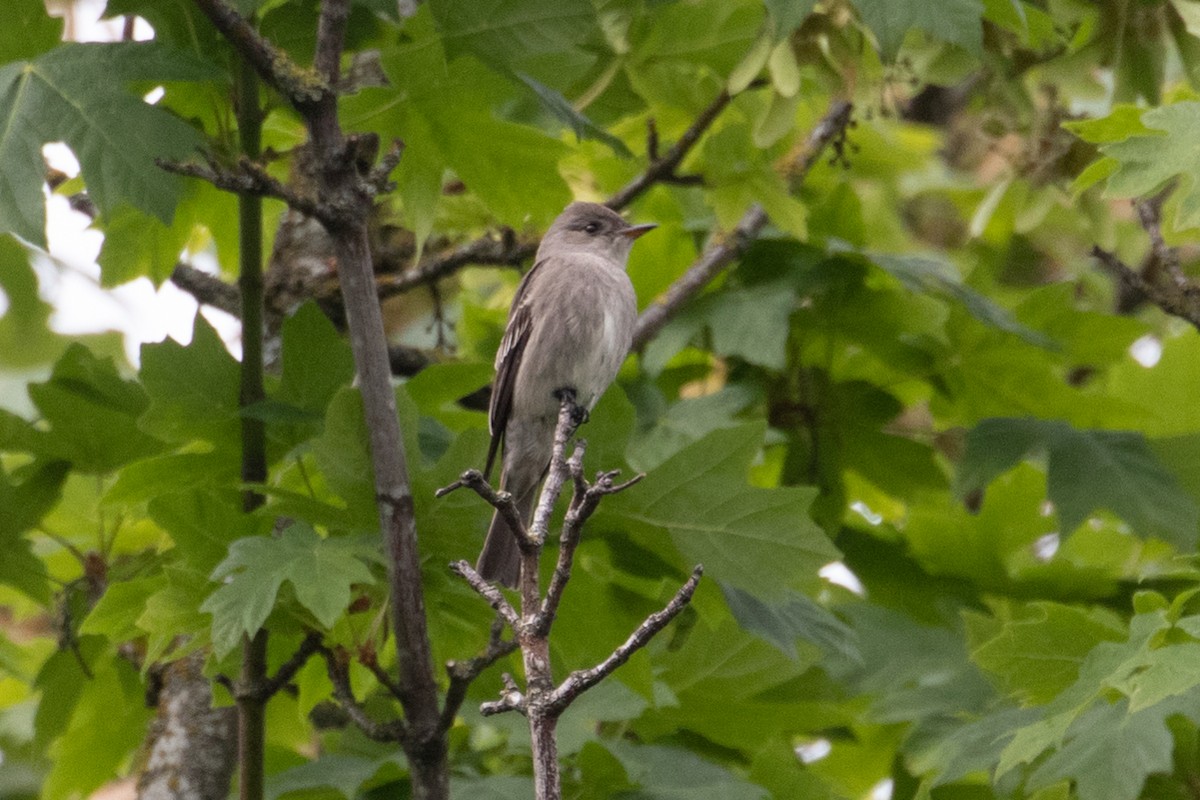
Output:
484,258,546,479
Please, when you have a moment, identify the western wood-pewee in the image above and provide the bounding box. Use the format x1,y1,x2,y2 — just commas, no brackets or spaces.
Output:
477,202,655,587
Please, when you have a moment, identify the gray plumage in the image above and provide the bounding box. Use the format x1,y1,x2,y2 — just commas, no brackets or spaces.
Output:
477,202,653,587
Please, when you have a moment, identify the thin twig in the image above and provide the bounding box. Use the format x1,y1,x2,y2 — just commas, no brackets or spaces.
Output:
170,264,243,317
449,561,521,629
546,565,703,715
535,466,644,636
436,469,532,551
440,618,518,731
605,90,734,211
319,645,406,743
480,673,526,717
631,98,854,350
156,157,329,222
262,631,323,697
367,139,405,193
1092,245,1200,330
1135,192,1187,287
375,235,539,302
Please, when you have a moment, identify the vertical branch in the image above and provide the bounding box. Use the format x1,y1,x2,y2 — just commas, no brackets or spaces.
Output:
234,56,269,800
189,0,447,795
305,1,446,794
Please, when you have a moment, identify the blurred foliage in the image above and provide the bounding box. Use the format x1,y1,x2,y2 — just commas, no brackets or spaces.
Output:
5,0,1200,798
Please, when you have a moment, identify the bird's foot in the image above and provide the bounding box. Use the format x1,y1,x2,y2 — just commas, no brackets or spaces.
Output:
553,387,589,426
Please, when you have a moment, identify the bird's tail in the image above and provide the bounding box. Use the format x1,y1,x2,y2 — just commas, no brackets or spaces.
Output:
476,477,538,588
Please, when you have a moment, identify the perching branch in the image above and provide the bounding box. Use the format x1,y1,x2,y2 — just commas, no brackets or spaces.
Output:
449,396,700,800
631,98,854,350
535,465,644,637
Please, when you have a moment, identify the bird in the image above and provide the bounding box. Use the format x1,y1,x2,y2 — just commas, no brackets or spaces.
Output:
476,201,655,587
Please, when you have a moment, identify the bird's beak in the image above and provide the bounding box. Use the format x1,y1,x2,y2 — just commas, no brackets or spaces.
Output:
620,223,657,240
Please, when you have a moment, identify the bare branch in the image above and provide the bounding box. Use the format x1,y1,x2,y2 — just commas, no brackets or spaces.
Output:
631,98,854,350
605,90,733,211
319,646,406,743
367,139,406,194
156,156,330,222
449,561,521,629
528,399,584,546
190,0,331,109
535,466,644,636
373,87,741,304
436,469,532,551
480,673,527,717
546,565,703,716
314,0,350,86
170,264,242,317
1092,245,1200,330
376,234,538,302
262,630,323,697
1135,191,1187,287
440,618,518,731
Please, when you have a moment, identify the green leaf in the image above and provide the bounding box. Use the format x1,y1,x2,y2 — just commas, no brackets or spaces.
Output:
1110,641,1200,712
0,460,68,540
607,742,770,800
959,418,1200,550
138,570,212,663
1026,699,1175,800
0,236,69,367
79,576,170,642
1,0,62,64
602,424,838,597
513,72,631,157
629,385,758,472
722,583,860,663
42,659,153,800
342,28,572,228
641,281,798,374
0,42,215,247
139,315,241,446
278,303,355,414
26,344,165,473
869,252,1054,347
850,0,983,60
762,0,818,39
908,706,1041,787
430,0,596,72
148,489,264,574
1100,102,1200,230
265,754,403,800
968,602,1126,704
201,523,377,657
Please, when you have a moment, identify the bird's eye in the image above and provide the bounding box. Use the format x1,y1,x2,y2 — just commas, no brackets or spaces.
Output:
583,222,601,234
